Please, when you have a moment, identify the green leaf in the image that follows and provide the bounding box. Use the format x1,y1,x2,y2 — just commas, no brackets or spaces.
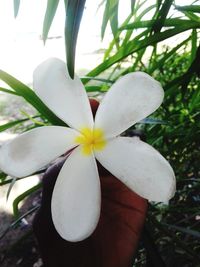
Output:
109,0,119,42
101,0,119,44
0,87,20,96
149,37,190,74
0,70,65,126
0,172,7,182
0,117,33,132
82,76,114,84
85,22,200,81
0,170,45,186
175,5,200,13
85,86,102,92
151,0,173,33
131,0,136,13
104,13,133,60
42,0,60,43
120,19,192,30
121,4,157,47
101,0,110,40
191,29,197,63
6,177,17,201
65,0,86,79
13,183,41,218
13,0,20,18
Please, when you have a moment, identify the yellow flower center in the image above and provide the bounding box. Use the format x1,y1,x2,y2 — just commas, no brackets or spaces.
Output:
75,128,106,155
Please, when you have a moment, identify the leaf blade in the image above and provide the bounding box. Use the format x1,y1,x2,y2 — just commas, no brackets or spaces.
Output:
0,70,65,125
65,0,86,79
42,0,60,43
13,0,20,18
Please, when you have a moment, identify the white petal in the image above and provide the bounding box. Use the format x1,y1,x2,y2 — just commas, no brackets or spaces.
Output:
0,126,78,177
33,58,94,130
95,137,175,202
51,146,101,242
95,72,164,138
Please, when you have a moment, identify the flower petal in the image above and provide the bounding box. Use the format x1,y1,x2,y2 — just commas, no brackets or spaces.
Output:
0,126,78,177
51,146,101,242
95,72,164,138
95,137,175,202
33,58,94,130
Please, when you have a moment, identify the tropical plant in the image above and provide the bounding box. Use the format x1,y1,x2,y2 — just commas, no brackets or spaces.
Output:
0,0,200,266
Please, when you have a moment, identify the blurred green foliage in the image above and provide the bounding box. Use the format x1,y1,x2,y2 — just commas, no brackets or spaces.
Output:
1,0,200,266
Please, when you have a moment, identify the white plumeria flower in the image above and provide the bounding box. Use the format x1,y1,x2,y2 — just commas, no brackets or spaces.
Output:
0,58,175,242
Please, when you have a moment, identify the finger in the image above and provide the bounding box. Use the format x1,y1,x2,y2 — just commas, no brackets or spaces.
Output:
92,163,147,267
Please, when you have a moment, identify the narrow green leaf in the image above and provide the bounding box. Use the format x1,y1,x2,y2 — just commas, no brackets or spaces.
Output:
42,0,60,43
13,183,41,218
104,13,133,60
175,5,200,13
177,7,200,23
85,86,102,92
191,29,197,63
0,70,65,125
65,0,86,79
122,4,157,47
20,110,46,126
149,37,190,74
84,22,200,82
0,170,45,186
101,0,119,44
0,87,20,96
120,19,191,30
0,117,34,132
189,82,200,111
13,0,20,18
82,76,114,84
0,172,7,182
151,0,173,33
101,0,110,40
6,177,17,201
131,0,136,13
165,43,200,95
109,0,119,42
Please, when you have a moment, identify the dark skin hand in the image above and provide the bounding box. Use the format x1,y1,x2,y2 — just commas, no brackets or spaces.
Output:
33,99,148,267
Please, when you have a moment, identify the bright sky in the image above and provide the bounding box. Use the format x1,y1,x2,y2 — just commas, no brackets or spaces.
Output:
0,0,195,84
0,0,123,83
